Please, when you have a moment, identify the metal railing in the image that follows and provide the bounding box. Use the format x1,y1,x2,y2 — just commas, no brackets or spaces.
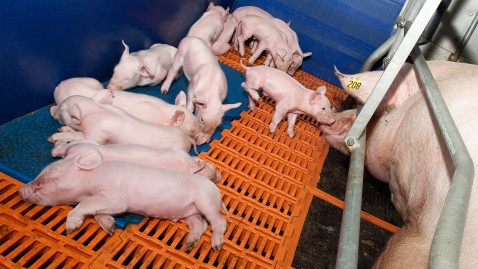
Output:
335,0,475,268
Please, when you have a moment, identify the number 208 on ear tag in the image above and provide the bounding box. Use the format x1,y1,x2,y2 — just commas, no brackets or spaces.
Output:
347,77,362,90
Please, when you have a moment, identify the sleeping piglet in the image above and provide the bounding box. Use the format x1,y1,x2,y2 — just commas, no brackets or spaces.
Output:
18,148,228,251
107,41,177,91
50,77,204,144
52,141,221,183
241,60,335,138
49,94,194,153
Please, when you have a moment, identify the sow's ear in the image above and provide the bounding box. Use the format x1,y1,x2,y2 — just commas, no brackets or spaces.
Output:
75,148,103,170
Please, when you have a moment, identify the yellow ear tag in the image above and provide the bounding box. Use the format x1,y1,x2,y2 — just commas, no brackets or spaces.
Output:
347,77,362,90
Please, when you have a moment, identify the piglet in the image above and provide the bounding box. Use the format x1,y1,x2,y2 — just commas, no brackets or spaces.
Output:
241,60,335,138
52,141,221,183
49,94,194,153
268,18,312,75
161,37,241,144
107,41,177,91
51,77,204,144
18,148,228,251
186,2,229,47
235,15,293,73
212,13,238,55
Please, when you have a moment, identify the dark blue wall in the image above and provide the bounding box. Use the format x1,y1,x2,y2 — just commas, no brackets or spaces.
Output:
0,0,404,125
0,0,235,124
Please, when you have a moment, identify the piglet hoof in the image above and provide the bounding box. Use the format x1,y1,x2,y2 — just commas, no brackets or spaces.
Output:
287,130,295,138
211,239,224,251
65,212,84,235
160,88,169,94
47,136,56,143
185,239,199,252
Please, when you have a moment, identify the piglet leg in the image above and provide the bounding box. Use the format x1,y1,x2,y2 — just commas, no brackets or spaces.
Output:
160,54,185,94
269,104,288,135
184,214,208,252
241,82,260,111
48,131,87,143
286,113,298,138
94,214,116,236
66,196,126,234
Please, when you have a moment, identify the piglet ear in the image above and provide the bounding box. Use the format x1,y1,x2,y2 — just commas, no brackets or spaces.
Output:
170,110,185,126
302,52,312,58
70,104,82,125
50,106,59,119
175,91,187,107
193,99,207,109
121,40,130,59
76,148,102,170
316,85,327,95
188,157,206,173
207,2,214,10
309,91,322,105
140,65,154,79
91,90,113,105
222,102,241,112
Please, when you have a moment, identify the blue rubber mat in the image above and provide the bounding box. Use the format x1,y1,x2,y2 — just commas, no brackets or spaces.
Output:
0,63,249,228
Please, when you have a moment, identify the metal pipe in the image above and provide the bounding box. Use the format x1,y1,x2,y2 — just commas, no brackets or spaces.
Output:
411,46,475,269
417,0,452,45
345,0,442,150
385,0,427,66
360,31,399,72
449,10,478,61
335,109,366,269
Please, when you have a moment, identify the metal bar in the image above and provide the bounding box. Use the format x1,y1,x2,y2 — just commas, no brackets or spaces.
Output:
360,31,399,72
411,47,475,269
335,117,366,269
385,0,426,66
344,0,442,151
449,10,478,61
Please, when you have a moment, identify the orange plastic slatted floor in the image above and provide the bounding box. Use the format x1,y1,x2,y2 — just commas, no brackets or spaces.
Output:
0,49,395,268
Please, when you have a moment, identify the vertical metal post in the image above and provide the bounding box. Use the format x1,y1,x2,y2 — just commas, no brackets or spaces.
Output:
411,47,475,269
335,120,366,269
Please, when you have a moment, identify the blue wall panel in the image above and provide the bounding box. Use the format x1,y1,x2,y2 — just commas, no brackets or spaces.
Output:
0,0,405,124
232,0,404,85
0,0,235,124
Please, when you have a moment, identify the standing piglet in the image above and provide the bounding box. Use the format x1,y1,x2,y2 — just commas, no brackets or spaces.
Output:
241,60,335,138
52,141,221,183
49,95,194,153
107,41,177,91
212,13,238,55
235,15,293,73
18,149,228,251
268,18,312,75
186,2,229,47
50,78,204,144
161,37,241,144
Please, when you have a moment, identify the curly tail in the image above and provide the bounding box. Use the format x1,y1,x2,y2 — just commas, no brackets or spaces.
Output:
240,58,250,71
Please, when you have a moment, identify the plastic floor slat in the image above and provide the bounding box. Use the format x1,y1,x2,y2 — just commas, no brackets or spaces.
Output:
0,47,398,268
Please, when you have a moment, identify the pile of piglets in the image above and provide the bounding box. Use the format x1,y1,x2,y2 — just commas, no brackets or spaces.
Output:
212,6,312,75
17,3,336,253
322,61,478,268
